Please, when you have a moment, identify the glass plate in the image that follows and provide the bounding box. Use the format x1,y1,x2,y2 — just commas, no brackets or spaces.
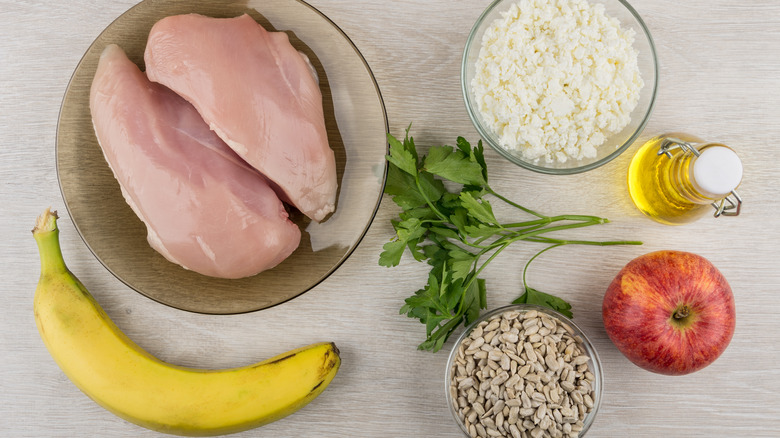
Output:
56,0,388,314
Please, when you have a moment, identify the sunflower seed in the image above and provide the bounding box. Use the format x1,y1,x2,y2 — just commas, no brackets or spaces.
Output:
459,377,475,389
545,353,560,371
523,343,537,362
535,403,547,422
520,391,532,408
517,363,532,378
468,408,478,424
572,355,590,366
500,353,511,371
508,405,520,424
553,407,563,424
492,400,506,416
549,387,561,404
506,373,521,389
506,398,522,408
583,394,594,409
492,371,510,386
525,373,541,384
496,411,505,430
519,407,535,417
539,415,552,431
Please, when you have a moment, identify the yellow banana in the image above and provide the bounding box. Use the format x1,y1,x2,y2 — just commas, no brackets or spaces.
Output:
32,208,340,436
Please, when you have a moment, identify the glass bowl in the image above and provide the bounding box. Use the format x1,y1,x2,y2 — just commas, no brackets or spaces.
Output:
445,304,604,437
461,0,658,174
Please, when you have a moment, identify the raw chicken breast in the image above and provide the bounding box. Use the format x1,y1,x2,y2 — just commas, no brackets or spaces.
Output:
144,13,338,222
90,44,301,279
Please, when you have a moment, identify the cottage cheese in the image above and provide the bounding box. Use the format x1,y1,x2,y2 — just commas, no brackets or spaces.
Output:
472,0,644,163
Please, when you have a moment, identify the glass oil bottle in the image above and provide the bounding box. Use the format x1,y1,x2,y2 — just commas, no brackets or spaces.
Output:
627,133,743,225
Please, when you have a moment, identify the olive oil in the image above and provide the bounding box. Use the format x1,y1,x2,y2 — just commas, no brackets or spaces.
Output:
627,134,743,225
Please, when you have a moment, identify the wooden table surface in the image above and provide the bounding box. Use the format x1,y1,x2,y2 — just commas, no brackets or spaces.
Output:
2,0,779,436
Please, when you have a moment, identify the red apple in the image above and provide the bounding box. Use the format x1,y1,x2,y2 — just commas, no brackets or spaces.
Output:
602,250,735,375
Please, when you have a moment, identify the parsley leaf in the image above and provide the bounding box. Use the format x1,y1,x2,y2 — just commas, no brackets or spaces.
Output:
384,164,426,210
424,145,486,187
513,286,574,319
378,240,406,268
459,191,499,226
386,131,418,174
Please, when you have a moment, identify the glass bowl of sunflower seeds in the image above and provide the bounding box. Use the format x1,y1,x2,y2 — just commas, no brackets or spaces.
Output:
445,304,603,438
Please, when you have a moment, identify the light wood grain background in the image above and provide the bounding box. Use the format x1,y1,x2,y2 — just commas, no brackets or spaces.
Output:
2,0,779,437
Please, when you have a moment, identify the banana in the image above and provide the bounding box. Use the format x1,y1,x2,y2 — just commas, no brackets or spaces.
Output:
32,208,340,436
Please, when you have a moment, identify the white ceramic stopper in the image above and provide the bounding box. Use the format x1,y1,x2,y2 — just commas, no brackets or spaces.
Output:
692,146,743,196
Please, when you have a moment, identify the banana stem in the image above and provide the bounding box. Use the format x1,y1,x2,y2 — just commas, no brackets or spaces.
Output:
33,208,68,275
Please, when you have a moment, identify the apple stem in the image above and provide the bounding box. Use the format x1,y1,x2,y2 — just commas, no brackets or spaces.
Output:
674,305,691,320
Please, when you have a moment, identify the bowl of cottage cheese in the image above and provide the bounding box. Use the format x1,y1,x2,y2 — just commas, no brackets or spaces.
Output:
462,0,657,174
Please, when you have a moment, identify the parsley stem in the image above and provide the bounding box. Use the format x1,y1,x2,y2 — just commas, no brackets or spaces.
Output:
523,243,565,291
460,241,513,315
500,217,555,229
500,214,603,231
427,314,467,346
526,236,643,246
496,219,606,247
468,217,609,252
486,187,545,218
520,238,641,294
473,234,499,246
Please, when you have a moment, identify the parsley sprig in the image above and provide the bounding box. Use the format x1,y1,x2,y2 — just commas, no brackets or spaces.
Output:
380,129,641,352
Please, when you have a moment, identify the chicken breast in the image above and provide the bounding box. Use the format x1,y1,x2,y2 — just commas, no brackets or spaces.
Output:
90,44,301,279
144,13,338,222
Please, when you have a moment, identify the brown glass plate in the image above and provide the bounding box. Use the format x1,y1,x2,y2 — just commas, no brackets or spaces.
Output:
56,0,388,314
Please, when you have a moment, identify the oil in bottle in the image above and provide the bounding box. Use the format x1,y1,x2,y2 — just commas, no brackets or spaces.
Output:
627,134,743,225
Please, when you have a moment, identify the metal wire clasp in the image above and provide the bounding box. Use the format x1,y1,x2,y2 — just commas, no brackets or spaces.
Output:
657,137,742,218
